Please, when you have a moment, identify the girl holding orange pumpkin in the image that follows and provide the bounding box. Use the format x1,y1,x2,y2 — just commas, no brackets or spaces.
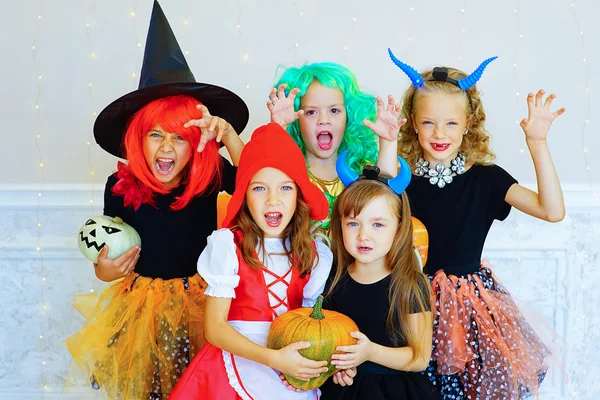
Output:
389,50,565,399
316,152,441,400
169,123,335,400
65,3,249,399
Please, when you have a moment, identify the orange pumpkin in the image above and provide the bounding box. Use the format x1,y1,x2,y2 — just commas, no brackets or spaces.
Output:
266,296,359,390
412,217,429,266
217,192,231,229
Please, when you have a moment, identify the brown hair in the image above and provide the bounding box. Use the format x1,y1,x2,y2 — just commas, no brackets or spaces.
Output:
232,192,317,277
328,178,431,363
398,67,496,167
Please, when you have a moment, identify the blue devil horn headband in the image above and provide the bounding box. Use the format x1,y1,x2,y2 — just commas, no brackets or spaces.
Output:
457,56,498,90
387,48,424,88
387,48,497,91
336,151,412,195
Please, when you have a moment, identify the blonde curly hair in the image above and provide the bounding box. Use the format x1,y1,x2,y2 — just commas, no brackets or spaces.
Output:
398,67,496,167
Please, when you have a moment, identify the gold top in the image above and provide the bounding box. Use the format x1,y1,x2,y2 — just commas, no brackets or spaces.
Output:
307,169,345,199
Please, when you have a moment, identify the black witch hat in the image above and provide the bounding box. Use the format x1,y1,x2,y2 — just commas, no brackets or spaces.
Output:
94,0,249,158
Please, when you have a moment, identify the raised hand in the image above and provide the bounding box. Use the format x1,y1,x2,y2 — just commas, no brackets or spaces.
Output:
520,90,565,142
363,95,406,141
184,104,236,153
94,244,140,282
330,331,373,369
267,84,305,128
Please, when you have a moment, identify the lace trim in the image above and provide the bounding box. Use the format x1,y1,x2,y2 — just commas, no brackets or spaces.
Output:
222,349,254,400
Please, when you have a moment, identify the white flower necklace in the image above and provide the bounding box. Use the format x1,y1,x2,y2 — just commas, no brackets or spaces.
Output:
414,153,467,188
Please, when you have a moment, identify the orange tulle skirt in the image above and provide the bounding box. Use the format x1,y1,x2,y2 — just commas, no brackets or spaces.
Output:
65,273,207,399
428,262,551,400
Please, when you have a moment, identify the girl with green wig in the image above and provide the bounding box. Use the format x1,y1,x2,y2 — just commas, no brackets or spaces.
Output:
267,62,405,239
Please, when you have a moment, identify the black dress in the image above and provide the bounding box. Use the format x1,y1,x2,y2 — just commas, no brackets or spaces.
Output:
406,164,549,400
407,164,517,277
320,273,441,400
103,156,237,279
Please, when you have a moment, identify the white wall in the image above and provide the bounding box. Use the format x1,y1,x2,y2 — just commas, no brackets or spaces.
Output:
2,0,599,187
1,0,599,399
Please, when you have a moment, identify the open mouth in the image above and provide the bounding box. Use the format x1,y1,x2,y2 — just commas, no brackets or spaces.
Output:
155,158,175,175
431,143,450,152
264,212,283,228
317,131,333,150
357,246,372,254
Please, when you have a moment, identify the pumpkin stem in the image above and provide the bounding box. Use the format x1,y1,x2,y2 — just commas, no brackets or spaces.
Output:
113,216,123,224
309,296,325,320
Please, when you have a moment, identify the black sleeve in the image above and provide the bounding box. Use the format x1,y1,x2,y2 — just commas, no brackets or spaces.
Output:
220,156,237,194
488,165,518,221
409,274,432,314
103,174,125,219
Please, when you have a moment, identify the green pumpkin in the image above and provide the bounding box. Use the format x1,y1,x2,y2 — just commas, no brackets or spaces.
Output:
267,296,358,390
77,216,141,263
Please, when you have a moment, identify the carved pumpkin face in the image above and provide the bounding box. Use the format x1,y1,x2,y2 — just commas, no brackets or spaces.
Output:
77,216,141,263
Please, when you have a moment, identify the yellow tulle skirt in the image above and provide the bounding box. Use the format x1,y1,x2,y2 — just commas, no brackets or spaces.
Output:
65,273,207,400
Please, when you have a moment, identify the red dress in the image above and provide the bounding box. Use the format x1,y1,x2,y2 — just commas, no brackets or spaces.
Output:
169,230,324,400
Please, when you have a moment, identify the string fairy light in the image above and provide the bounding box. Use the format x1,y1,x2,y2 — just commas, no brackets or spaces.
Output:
85,0,98,210
457,0,467,61
569,1,593,199
130,0,141,84
182,0,193,57
504,0,527,298
290,0,305,64
32,0,48,395
407,5,415,45
569,0,593,397
340,12,359,63
235,0,251,90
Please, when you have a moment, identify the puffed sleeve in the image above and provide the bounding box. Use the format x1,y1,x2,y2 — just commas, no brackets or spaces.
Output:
302,241,333,307
197,228,240,298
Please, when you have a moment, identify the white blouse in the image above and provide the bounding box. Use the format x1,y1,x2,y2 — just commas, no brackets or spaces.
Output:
198,228,332,311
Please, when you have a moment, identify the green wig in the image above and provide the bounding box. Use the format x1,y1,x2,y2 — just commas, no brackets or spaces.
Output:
274,62,378,173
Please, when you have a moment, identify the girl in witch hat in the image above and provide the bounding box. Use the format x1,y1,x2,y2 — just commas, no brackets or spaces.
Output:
65,2,249,399
388,49,566,399
169,123,334,400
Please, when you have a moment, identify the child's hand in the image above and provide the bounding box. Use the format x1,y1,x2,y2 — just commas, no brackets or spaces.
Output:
184,104,237,153
94,244,140,282
331,331,373,369
272,341,329,381
267,84,305,128
363,95,407,141
520,90,565,142
278,373,305,392
332,367,356,387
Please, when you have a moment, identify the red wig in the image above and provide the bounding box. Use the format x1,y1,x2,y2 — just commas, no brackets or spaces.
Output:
123,95,222,210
